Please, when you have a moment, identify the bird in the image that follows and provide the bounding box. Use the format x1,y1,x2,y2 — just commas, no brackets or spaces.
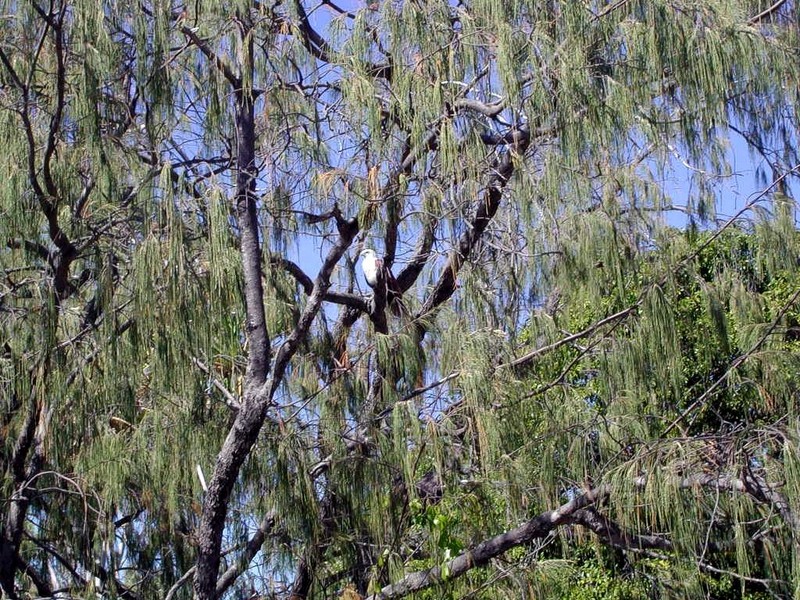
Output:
359,248,382,289
359,248,404,315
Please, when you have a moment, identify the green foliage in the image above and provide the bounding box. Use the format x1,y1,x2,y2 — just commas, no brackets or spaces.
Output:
410,500,464,573
545,546,654,600
1,0,798,598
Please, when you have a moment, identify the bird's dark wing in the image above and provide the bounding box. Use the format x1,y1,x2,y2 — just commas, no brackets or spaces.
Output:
384,268,406,316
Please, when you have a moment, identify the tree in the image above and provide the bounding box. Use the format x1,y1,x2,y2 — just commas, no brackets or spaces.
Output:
0,0,798,598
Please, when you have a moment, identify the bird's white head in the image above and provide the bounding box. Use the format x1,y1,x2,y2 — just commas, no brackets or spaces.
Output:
360,248,377,261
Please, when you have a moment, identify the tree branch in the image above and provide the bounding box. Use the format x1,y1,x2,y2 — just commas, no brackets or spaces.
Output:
366,467,795,600
1,394,46,597
0,15,77,300
567,507,672,551
17,555,53,598
569,507,786,598
194,198,356,600
291,0,392,79
271,256,314,294
366,486,608,599
505,305,637,370
395,212,436,293
215,511,276,597
748,0,787,23
269,255,370,312
417,128,530,325
41,3,67,200
166,566,196,600
191,357,241,411
267,205,359,397
742,469,800,535
453,97,505,117
0,47,45,201
180,27,241,89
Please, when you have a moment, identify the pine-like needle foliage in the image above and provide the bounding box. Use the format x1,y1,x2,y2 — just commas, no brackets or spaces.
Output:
0,0,798,599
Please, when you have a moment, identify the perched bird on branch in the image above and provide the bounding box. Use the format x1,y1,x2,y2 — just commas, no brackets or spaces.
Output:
359,248,404,315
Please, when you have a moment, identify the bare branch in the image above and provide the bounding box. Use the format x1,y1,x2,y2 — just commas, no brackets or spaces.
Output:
272,255,369,311
165,566,196,600
215,511,276,596
634,471,799,534
17,555,54,598
291,0,392,79
567,507,672,551
742,469,800,535
505,305,637,370
267,205,359,396
366,486,608,599
402,371,460,401
180,27,241,89
191,357,241,411
291,0,332,64
453,97,505,117
23,532,87,590
748,0,788,23
417,128,530,324
270,256,312,295
570,507,787,597
395,212,436,293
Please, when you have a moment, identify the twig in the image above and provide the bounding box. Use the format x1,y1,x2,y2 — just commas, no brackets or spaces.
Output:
191,357,241,411
664,285,800,435
748,0,788,23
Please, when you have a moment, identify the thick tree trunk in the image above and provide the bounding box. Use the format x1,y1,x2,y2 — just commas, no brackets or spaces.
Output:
193,27,270,592
193,397,270,600
192,14,270,593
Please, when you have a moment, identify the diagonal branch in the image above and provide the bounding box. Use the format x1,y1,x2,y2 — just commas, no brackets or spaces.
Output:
291,0,392,79
270,256,370,312
194,198,357,600
191,357,241,411
180,27,241,89
395,212,436,293
567,507,672,551
291,0,332,64
569,507,786,597
742,469,800,535
215,511,276,596
367,467,795,600
366,486,608,599
505,305,638,370
416,129,530,326
17,555,54,598
748,0,788,23
267,205,359,397
0,48,45,201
